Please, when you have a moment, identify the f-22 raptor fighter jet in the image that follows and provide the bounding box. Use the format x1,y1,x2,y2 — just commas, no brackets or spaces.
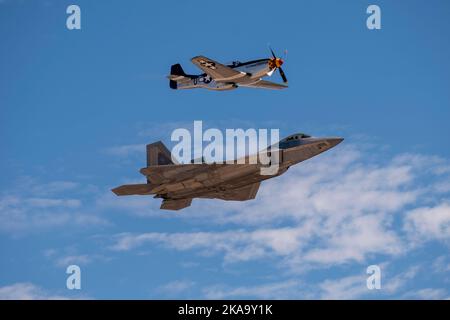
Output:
112,133,343,210
168,48,288,91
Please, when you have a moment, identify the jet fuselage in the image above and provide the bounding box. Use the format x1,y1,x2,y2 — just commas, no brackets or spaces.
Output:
112,134,343,210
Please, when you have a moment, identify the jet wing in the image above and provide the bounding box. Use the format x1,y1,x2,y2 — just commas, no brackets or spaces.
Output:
140,163,259,185
140,164,215,184
191,56,247,82
240,79,288,90
200,182,260,201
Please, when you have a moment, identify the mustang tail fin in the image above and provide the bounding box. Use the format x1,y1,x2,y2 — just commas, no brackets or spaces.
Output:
171,63,186,77
168,63,187,89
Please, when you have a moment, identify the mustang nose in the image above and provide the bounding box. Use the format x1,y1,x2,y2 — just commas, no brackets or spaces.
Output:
276,58,284,68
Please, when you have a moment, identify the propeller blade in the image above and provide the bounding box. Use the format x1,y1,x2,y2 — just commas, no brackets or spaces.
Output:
269,47,276,59
278,67,288,83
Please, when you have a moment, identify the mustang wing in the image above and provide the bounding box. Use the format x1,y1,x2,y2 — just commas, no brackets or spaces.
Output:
240,79,288,90
191,56,246,82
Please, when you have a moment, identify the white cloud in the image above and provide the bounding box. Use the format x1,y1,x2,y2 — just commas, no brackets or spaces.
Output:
109,218,399,269
42,246,112,268
31,181,79,196
432,256,450,273
104,144,145,157
0,180,109,235
96,192,162,217
318,265,422,299
177,147,448,229
404,203,450,242
25,198,81,208
203,279,303,300
0,199,109,233
0,283,67,300
157,280,196,296
404,288,448,300
319,275,368,300
301,214,402,265
3,144,449,299
108,145,450,272
382,265,421,294
200,264,428,300
55,255,92,268
111,220,321,265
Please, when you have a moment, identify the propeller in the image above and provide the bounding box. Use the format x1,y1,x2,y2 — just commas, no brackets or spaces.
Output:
268,47,288,83
270,47,276,59
278,66,287,83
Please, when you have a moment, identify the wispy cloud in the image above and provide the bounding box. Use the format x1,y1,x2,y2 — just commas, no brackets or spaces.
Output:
432,256,450,274
200,264,428,300
156,280,196,297
0,179,109,235
317,265,421,300
30,181,79,197
103,144,146,157
3,142,449,299
0,283,68,300
108,144,450,274
55,254,92,268
403,288,449,300
110,226,314,264
404,203,450,243
318,275,368,300
203,279,303,300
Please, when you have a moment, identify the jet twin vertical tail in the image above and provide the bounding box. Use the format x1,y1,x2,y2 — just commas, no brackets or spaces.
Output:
146,141,176,166
112,141,174,196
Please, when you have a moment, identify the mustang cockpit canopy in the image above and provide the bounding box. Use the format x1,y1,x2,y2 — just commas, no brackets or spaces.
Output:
226,60,242,67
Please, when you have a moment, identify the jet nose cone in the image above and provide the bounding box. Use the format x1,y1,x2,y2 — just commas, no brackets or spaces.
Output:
326,137,344,148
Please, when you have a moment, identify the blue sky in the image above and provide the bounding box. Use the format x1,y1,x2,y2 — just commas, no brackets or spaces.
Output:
1,0,450,299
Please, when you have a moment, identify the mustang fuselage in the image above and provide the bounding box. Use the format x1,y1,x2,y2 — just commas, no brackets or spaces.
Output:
180,59,273,90
169,55,287,91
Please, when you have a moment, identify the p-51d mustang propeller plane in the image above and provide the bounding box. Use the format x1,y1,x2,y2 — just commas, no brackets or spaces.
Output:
168,48,289,91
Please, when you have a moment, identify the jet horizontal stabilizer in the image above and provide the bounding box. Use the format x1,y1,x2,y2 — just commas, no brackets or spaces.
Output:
112,183,154,196
160,198,192,210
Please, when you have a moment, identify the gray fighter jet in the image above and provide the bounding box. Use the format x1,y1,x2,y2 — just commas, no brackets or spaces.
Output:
112,133,343,210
